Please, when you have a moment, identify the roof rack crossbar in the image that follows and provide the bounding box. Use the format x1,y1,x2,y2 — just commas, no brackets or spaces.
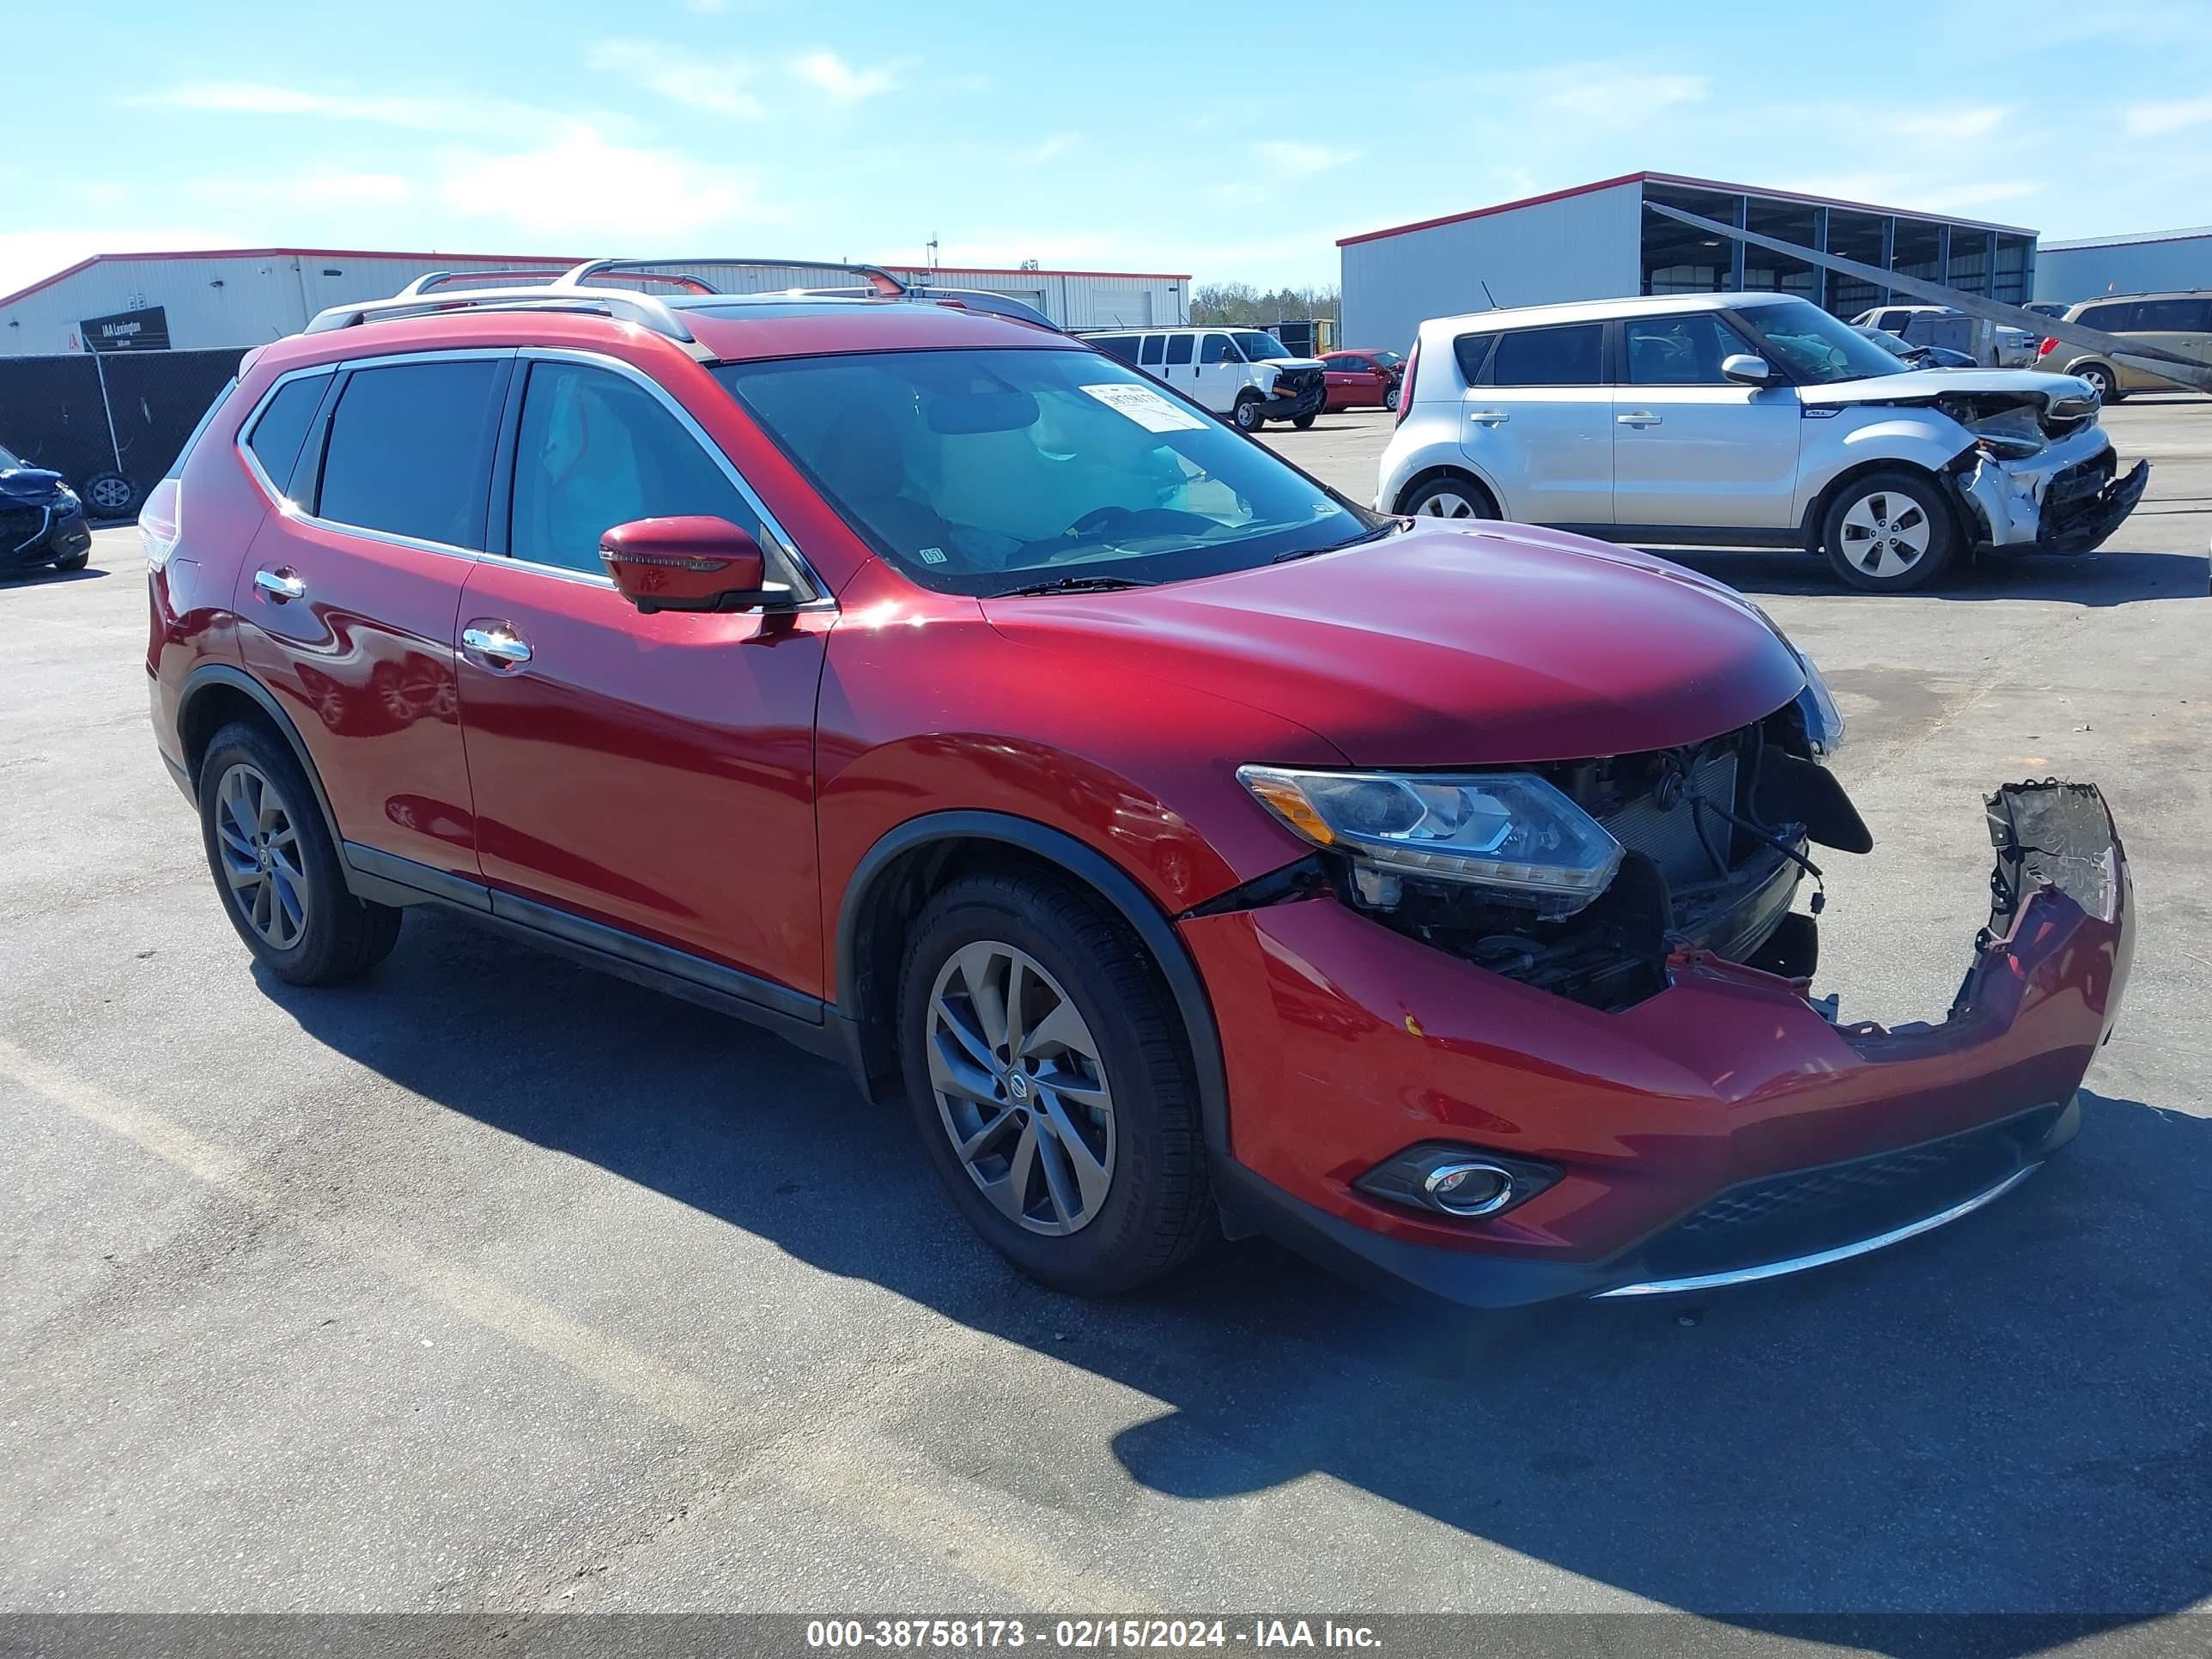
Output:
576,257,908,298
398,270,575,297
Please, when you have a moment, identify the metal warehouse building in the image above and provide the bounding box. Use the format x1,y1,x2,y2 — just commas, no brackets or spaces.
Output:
1339,171,2039,355
0,248,1188,356
2033,227,2212,307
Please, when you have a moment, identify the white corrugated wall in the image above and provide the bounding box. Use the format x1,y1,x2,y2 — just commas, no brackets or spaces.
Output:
2033,233,2212,305
1,252,1188,355
1339,181,1645,355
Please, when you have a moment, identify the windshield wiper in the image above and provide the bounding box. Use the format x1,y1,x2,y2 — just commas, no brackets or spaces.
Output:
1273,520,1401,563
999,574,1156,597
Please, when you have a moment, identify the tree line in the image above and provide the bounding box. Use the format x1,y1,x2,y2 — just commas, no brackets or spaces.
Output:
1188,283,1340,325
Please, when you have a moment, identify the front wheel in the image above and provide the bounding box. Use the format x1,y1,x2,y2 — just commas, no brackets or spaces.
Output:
1291,411,1317,430
198,722,403,984
1820,469,1956,592
1232,393,1265,433
898,872,1212,1296
2073,362,2124,404
51,548,90,572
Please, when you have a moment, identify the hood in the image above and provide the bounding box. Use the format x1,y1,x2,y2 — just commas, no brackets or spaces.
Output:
1267,357,1327,373
981,523,1806,767
1802,368,2097,416
0,465,70,503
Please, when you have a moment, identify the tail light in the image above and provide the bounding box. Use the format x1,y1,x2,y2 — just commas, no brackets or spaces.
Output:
2037,337,2059,358
140,477,183,570
1395,340,1419,426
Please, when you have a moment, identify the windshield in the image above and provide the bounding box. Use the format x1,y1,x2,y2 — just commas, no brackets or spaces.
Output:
1856,327,1914,359
716,349,1377,596
1231,331,1295,361
1373,350,1403,368
1738,299,1908,385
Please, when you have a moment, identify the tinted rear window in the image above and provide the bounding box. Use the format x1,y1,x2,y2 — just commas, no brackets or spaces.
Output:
1452,333,1495,381
1091,336,1139,363
1491,325,1602,386
316,361,502,548
1164,334,1194,365
245,374,329,497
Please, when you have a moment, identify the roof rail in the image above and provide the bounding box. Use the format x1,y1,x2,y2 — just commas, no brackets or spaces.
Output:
576,257,908,298
303,275,700,343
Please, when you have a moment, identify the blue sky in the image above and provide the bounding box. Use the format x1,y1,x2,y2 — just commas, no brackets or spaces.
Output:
8,0,2212,298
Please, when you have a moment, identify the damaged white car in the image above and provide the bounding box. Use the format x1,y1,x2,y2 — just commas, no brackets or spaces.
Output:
1379,292,2150,592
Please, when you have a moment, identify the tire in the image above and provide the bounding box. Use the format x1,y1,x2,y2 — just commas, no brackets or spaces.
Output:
1383,386,1400,412
1291,411,1317,430
1232,392,1265,433
898,871,1212,1297
1820,468,1956,592
2072,362,2125,404
1395,470,1497,522
50,548,90,572
198,721,403,985
81,471,137,520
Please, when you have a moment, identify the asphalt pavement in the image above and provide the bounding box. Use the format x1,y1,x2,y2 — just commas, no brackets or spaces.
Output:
3,398,2208,1644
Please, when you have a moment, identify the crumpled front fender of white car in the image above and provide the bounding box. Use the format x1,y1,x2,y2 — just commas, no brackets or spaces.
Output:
1794,407,1978,524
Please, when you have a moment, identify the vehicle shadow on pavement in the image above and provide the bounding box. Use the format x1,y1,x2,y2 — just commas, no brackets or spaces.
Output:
1654,546,2208,605
0,563,112,589
263,913,2211,1644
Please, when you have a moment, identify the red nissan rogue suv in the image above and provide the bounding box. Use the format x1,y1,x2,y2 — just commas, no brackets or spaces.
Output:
145,261,2134,1305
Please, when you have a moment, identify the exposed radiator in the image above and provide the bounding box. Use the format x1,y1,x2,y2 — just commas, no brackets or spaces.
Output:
1601,750,1738,887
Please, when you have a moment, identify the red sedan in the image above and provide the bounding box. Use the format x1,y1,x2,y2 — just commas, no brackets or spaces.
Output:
1322,348,1405,411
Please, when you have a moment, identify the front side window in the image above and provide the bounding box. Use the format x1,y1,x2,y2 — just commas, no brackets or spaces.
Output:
1200,333,1237,364
716,348,1380,597
1232,330,1293,361
1490,325,1603,386
1624,313,1741,385
1735,299,1907,385
507,361,768,576
245,374,330,497
316,360,503,547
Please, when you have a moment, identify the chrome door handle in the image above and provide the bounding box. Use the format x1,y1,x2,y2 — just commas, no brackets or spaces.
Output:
1467,410,1510,426
253,568,306,602
461,624,532,665
1616,412,1663,427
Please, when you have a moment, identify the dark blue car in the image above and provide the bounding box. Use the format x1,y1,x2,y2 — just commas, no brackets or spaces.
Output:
1,441,94,574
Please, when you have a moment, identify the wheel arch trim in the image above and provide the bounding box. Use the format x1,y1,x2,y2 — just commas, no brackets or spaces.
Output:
834,811,1232,1158
175,665,347,854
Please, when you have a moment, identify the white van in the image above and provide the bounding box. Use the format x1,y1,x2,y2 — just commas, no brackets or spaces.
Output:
1084,327,1328,431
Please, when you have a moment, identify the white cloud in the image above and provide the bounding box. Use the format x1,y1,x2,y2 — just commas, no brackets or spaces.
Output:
1024,133,1079,164
437,122,775,239
0,228,229,301
2125,96,2212,136
1893,105,2010,142
1912,179,2038,212
588,39,763,118
791,51,898,104
1249,141,1357,178
189,172,415,210
1533,64,1706,122
135,81,463,131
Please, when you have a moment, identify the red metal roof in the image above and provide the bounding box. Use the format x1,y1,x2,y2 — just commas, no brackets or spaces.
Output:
1337,171,2038,247
0,247,1188,312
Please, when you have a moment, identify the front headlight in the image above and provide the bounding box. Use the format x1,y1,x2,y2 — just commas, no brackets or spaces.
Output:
1747,604,1844,757
1237,766,1623,915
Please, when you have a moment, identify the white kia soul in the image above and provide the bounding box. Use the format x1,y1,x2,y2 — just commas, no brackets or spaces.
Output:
1376,292,2148,592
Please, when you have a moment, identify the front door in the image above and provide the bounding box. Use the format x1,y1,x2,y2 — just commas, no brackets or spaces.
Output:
453,354,830,1002
233,353,512,882
1611,312,1802,531
1194,332,1244,412
1460,321,1613,525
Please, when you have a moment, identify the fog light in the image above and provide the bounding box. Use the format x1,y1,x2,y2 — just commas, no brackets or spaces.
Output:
1354,1143,1560,1220
1425,1162,1514,1215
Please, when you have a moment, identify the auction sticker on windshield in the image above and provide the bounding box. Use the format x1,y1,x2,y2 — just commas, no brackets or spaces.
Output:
1079,382,1209,433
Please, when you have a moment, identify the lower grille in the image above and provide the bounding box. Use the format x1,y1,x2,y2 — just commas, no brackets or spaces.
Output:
2046,451,2116,515
1674,1133,1996,1237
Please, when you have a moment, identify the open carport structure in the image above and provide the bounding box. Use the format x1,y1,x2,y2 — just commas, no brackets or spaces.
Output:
1339,171,2039,355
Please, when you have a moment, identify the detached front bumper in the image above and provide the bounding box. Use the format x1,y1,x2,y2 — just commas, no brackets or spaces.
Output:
1187,781,2133,1306
1957,426,2150,557
1261,381,1327,422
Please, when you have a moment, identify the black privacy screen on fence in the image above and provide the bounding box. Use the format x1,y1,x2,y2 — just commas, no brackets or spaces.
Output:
0,349,238,514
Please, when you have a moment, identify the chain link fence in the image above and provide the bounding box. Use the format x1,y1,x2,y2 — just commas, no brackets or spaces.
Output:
0,349,238,520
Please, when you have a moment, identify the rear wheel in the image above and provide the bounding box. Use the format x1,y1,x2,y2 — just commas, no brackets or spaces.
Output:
898,872,1211,1296
1291,411,1317,430
198,722,403,984
1395,470,1497,521
1820,469,1956,592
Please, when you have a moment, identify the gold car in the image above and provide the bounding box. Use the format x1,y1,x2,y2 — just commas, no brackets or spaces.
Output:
2035,290,2212,402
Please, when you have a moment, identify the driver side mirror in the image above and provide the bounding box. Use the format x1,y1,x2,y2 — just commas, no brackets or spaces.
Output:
1720,353,1772,386
599,516,795,615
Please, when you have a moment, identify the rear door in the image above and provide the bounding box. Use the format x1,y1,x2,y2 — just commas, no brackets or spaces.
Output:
452,351,830,1003
2120,297,2205,391
233,351,509,883
1461,322,1613,525
1611,311,1801,531
1158,331,1202,404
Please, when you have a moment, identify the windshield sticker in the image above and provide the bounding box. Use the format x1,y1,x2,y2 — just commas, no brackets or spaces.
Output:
1078,382,1208,433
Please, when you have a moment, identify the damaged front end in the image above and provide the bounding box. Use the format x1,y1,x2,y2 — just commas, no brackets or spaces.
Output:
1929,386,2151,556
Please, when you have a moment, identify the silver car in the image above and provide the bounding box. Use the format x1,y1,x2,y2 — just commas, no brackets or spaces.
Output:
1376,293,2149,592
